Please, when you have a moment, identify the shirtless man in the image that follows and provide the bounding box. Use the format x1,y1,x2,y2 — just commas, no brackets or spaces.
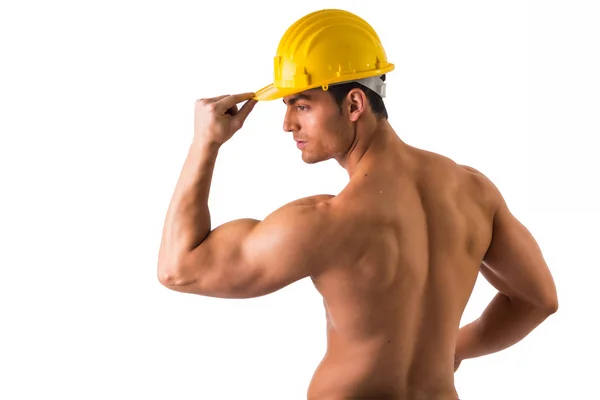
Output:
157,85,559,399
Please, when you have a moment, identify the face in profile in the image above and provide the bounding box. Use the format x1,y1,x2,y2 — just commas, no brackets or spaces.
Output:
282,88,356,164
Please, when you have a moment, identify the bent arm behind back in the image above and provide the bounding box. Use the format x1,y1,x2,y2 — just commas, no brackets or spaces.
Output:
481,187,558,311
455,172,558,361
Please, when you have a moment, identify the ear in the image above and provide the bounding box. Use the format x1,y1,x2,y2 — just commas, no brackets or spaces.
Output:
345,88,368,122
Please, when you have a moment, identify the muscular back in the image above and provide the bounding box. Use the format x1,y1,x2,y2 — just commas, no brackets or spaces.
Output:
308,148,497,399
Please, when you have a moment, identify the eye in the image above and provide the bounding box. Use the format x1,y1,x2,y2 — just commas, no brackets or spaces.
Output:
297,105,308,111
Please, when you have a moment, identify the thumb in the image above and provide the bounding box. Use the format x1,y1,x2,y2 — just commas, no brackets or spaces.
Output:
233,99,257,127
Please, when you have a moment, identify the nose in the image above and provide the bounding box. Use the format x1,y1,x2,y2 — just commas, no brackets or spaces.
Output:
283,109,299,133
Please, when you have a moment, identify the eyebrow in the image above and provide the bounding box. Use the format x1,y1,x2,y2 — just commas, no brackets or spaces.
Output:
283,94,311,105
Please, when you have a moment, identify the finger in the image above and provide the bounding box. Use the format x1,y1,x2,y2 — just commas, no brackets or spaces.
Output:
225,104,239,116
195,95,229,106
233,99,257,126
215,92,256,113
205,95,229,103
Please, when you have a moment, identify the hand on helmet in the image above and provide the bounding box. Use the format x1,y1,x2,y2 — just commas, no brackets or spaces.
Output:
193,92,257,146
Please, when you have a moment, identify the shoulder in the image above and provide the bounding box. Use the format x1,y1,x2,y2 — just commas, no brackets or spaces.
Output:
457,164,503,212
247,193,360,266
261,194,337,226
250,194,339,244
280,194,337,209
254,194,356,250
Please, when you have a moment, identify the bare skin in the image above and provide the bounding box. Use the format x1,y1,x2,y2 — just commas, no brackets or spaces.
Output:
157,87,558,399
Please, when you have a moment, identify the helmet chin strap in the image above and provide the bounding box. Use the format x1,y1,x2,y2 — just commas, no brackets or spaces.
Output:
328,75,387,98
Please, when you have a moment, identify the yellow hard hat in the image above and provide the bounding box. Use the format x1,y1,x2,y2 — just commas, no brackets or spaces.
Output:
253,9,395,101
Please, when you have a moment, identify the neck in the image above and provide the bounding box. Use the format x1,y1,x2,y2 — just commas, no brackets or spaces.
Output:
335,118,401,178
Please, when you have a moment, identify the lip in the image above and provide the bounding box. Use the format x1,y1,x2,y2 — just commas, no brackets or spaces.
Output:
296,140,307,149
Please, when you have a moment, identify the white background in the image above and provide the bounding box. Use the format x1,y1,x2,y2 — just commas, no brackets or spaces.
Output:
1,1,598,399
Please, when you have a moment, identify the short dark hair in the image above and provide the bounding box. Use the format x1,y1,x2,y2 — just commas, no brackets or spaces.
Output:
327,75,388,120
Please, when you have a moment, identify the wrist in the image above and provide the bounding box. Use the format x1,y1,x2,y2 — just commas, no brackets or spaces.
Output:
455,320,481,361
191,137,222,154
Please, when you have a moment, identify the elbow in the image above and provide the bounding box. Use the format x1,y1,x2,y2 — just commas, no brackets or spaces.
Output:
158,270,187,287
530,285,559,315
542,285,559,314
542,296,559,315
512,293,558,316
533,292,558,315
157,265,181,286
157,258,195,287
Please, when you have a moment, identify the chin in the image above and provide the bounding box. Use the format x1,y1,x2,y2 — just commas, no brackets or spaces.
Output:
302,152,328,164
303,158,320,165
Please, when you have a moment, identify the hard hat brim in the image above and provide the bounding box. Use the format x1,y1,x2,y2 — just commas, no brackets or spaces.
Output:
252,84,302,101
253,64,395,101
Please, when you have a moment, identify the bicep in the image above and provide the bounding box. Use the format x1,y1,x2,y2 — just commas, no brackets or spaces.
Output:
481,199,558,310
173,197,338,298
174,218,261,296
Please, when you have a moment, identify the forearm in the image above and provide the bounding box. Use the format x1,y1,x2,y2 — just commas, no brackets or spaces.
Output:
158,139,220,276
455,292,554,361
